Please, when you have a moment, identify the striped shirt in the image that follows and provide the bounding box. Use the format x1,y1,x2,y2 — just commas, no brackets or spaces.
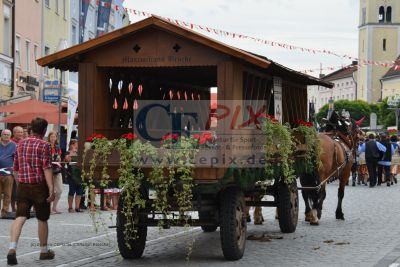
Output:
13,135,52,184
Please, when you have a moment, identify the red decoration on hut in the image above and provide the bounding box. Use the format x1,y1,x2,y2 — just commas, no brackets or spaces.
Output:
138,84,143,96
123,98,128,110
128,82,133,94
113,98,118,110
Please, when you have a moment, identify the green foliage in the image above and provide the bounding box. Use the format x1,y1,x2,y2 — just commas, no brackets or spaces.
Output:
261,119,295,184
316,100,371,127
315,98,400,129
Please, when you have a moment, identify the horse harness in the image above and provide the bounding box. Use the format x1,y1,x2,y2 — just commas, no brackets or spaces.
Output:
300,131,353,192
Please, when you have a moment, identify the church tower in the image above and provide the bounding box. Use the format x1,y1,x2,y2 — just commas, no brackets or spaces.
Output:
358,0,400,103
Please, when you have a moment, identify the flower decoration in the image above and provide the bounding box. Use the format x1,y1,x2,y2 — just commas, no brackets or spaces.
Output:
161,133,179,144
121,132,137,140
192,132,214,145
260,114,278,123
86,133,107,142
291,119,313,128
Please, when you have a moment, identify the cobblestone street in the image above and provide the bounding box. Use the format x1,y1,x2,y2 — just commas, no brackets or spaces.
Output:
1,182,400,266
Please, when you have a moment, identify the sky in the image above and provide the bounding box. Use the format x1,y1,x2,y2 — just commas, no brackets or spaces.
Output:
124,0,359,77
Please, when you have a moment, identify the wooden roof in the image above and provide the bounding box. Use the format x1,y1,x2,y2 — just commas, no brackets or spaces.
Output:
37,16,270,71
36,15,331,87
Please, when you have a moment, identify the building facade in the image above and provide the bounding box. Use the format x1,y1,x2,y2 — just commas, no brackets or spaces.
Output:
308,64,358,112
43,0,70,101
0,0,13,100
358,0,400,103
14,0,42,100
381,56,400,98
68,0,129,100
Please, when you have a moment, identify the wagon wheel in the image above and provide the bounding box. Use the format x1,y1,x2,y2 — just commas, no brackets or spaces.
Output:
199,211,218,232
277,180,299,233
219,187,246,261
116,194,147,259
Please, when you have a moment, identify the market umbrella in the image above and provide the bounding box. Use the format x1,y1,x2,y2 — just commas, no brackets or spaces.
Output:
0,112,67,124
0,100,58,113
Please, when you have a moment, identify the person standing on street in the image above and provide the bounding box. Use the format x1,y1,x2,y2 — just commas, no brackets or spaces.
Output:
0,129,16,218
7,118,55,265
10,126,24,213
48,132,63,214
377,134,395,186
359,133,387,187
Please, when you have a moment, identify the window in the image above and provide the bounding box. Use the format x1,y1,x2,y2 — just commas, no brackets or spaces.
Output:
34,44,39,74
379,6,385,23
72,24,77,45
55,0,59,14
346,82,349,86
25,40,30,71
44,46,50,75
61,71,66,84
351,93,354,100
15,36,21,69
63,0,66,19
346,94,349,99
383,38,387,51
45,0,49,8
387,6,392,23
3,4,11,57
54,69,58,80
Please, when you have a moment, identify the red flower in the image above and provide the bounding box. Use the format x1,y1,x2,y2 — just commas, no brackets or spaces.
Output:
192,134,201,140
161,133,179,144
198,137,207,145
121,132,137,140
86,133,107,142
202,132,213,142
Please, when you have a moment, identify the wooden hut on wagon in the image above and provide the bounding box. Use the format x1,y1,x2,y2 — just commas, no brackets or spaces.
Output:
37,16,331,168
37,16,333,261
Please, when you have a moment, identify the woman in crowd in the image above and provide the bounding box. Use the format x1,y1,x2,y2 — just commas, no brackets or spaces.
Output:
65,139,83,212
48,132,63,214
390,135,399,185
357,137,369,185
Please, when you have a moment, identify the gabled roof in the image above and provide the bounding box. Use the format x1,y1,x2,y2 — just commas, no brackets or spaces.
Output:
322,64,357,82
37,15,331,87
382,55,400,80
37,16,270,70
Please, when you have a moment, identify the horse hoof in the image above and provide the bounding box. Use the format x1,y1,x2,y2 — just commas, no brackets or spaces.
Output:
305,217,310,222
310,221,319,226
254,221,263,225
336,214,345,220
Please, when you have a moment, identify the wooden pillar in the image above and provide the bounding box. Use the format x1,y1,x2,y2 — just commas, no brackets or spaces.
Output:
78,62,96,165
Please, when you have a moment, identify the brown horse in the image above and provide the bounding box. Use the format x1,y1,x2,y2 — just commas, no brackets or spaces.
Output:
301,116,360,225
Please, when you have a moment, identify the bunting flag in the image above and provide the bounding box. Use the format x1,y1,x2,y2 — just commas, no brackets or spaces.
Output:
115,6,400,70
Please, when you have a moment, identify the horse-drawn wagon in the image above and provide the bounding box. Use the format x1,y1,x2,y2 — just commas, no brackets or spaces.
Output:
38,16,331,260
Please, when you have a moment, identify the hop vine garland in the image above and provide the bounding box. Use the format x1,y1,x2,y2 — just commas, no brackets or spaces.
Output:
261,116,295,184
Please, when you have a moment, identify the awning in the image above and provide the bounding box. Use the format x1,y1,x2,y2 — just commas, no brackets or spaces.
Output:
0,100,59,113
0,112,67,124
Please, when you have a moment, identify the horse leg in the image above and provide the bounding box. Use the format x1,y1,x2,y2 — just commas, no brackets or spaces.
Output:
317,184,326,219
309,189,320,225
254,206,263,225
302,189,312,222
336,167,351,220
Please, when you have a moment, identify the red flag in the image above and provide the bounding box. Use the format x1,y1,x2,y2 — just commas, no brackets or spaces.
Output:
355,117,365,126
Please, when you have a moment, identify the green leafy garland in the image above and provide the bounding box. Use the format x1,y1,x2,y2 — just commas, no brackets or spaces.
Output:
82,134,198,248
291,125,322,175
261,118,295,184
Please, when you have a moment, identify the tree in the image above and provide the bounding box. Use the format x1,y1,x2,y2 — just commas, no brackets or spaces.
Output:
377,98,396,128
316,100,372,127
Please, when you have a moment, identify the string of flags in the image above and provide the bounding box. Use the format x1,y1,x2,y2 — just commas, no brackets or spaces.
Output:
96,2,400,71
